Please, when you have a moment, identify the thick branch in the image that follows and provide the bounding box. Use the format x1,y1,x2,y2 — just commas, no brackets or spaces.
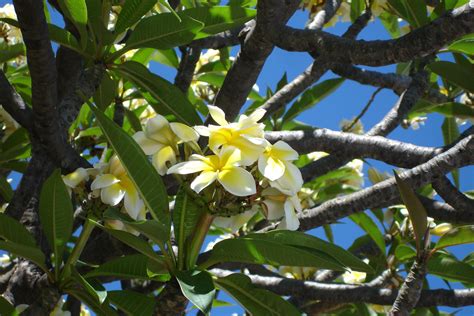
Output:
174,47,202,93
432,176,474,212
273,2,474,66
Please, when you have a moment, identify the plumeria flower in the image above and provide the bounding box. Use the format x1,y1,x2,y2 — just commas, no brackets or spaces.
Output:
213,209,257,232
259,140,298,181
91,155,145,220
167,148,256,197
342,269,367,284
195,105,266,165
0,4,22,44
133,115,199,175
430,223,453,236
279,266,316,280
50,298,71,316
62,168,91,195
261,187,301,231
269,161,303,196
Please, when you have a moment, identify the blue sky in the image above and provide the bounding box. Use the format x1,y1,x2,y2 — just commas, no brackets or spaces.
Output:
1,1,473,315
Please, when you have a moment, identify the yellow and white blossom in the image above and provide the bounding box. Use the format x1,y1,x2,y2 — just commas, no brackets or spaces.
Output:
195,105,266,165
268,162,304,197
62,168,91,195
0,4,22,44
133,115,199,175
259,140,298,181
213,209,257,232
279,266,316,280
431,223,453,236
167,148,256,197
342,259,369,284
91,156,145,220
261,187,301,231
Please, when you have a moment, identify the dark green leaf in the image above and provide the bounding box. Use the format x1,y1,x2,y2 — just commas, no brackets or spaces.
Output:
57,0,88,48
283,78,344,122
350,0,365,22
0,241,47,272
103,208,169,244
85,254,168,280
428,61,474,93
108,290,156,316
71,269,108,304
449,34,474,55
0,43,25,64
114,0,158,35
113,61,202,125
39,169,73,270
215,273,300,316
394,171,428,253
94,72,117,110
428,254,474,283
180,6,256,39
47,24,84,56
0,175,13,202
90,104,170,224
117,14,203,56
176,270,215,315
394,244,416,261
173,186,204,268
435,225,474,250
206,237,347,271
0,213,36,247
246,231,373,273
350,213,386,255
0,296,18,316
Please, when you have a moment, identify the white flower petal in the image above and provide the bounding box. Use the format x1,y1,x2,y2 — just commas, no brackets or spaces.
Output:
272,162,303,195
283,199,300,231
208,105,228,126
170,122,199,142
272,141,298,161
248,108,266,122
218,167,256,196
133,131,163,155
214,209,257,232
90,174,120,190
63,168,89,188
190,171,218,193
124,190,144,220
167,160,210,175
152,145,177,176
258,155,285,181
145,115,169,136
100,183,125,206
194,125,210,136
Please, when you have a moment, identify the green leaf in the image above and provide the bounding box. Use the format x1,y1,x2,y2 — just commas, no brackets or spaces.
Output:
90,104,170,225
0,175,13,202
66,288,117,316
246,231,373,273
103,208,169,244
99,225,168,267
428,254,474,283
47,24,84,56
94,72,117,110
0,43,25,64
57,0,88,48
108,290,156,316
0,296,18,316
215,273,300,316
39,169,73,271
350,0,365,22
428,61,474,93
394,244,416,262
180,6,256,39
176,270,215,315
449,34,474,55
283,78,344,122
350,213,386,255
151,49,180,68
394,171,428,253
71,269,108,304
401,0,428,27
113,61,202,125
114,0,158,35
85,254,168,280
173,186,204,268
113,14,203,59
441,117,460,187
435,225,474,250
205,237,347,271
0,213,36,247
0,241,47,272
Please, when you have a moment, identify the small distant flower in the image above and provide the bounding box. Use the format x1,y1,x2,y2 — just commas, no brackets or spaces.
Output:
133,115,199,175
431,223,453,236
262,187,302,231
91,156,145,220
50,299,71,316
168,148,256,197
279,266,316,280
342,260,369,284
0,4,22,44
213,209,257,232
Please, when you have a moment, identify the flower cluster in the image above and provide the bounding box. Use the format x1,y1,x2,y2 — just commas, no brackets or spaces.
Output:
63,105,304,232
0,4,22,45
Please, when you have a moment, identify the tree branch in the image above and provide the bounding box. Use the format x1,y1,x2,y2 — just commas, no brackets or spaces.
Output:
0,70,33,130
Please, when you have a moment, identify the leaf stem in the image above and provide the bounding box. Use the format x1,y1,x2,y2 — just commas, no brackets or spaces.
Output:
60,218,95,281
186,212,214,269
